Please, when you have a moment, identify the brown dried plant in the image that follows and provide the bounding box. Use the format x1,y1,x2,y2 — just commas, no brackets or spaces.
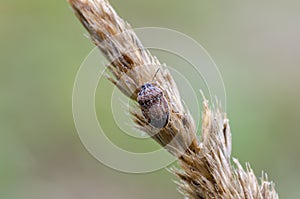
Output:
68,0,279,198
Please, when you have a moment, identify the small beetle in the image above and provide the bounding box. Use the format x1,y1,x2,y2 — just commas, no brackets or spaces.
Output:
137,83,169,129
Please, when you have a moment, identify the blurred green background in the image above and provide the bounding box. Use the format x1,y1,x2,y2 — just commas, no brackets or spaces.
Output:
1,0,300,198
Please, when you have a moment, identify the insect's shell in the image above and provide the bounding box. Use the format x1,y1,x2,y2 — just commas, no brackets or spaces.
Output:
137,83,169,129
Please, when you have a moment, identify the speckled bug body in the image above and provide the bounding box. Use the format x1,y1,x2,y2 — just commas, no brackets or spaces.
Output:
137,83,169,129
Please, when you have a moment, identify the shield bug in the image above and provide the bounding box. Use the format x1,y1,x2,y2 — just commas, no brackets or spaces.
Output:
137,83,169,129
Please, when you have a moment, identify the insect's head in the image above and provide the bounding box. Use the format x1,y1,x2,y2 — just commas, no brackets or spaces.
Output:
137,83,163,106
138,83,162,97
140,83,153,91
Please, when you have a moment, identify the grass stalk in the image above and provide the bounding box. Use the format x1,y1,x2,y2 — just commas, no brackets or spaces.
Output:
68,0,279,198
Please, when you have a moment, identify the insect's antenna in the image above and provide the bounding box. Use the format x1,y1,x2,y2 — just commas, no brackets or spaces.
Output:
151,68,160,82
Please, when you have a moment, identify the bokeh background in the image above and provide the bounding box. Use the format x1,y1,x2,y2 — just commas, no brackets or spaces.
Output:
1,0,300,198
